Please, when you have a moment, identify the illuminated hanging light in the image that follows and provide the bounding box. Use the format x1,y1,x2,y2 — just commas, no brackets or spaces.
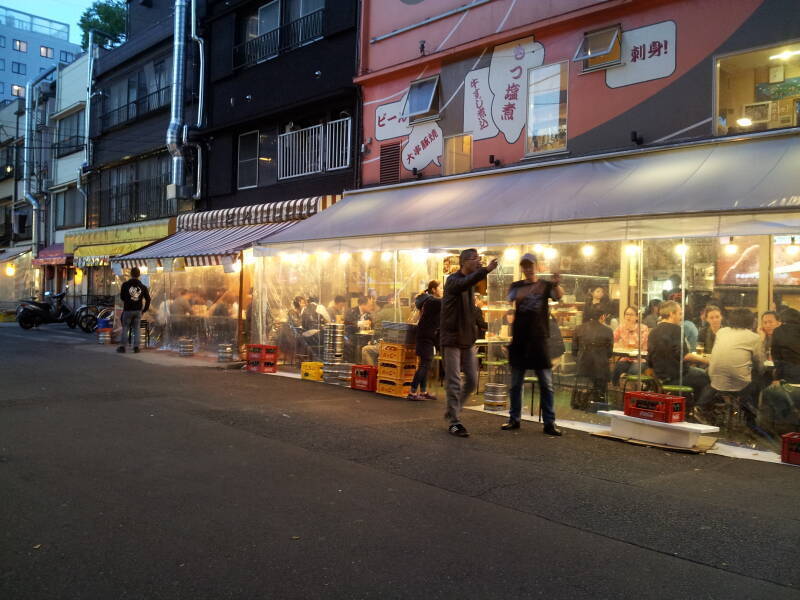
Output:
532,244,545,254
788,237,800,257
339,252,351,263
411,249,428,263
381,251,393,262
724,237,738,256
74,268,83,285
675,243,689,257
4,262,15,277
581,244,596,258
502,247,520,262
315,250,331,261
736,117,753,128
543,246,558,260
624,244,640,256
361,250,374,262
243,248,256,265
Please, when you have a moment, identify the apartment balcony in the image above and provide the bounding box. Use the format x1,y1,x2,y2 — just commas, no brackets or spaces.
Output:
233,9,324,70
93,173,176,227
54,136,85,159
277,117,351,180
98,86,171,133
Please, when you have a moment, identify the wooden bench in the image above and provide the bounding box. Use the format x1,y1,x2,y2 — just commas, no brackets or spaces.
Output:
598,410,719,449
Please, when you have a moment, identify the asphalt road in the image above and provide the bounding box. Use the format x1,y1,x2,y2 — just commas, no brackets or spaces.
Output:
1,324,799,599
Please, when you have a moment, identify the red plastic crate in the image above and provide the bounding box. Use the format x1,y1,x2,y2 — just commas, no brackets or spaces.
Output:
351,365,378,391
781,432,800,465
624,391,685,423
247,358,277,374
246,344,278,360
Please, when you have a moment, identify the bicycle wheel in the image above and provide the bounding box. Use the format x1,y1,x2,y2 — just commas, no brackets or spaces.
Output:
82,314,98,333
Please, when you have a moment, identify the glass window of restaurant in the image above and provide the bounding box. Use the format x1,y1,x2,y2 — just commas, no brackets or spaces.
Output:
253,230,799,448
716,39,800,136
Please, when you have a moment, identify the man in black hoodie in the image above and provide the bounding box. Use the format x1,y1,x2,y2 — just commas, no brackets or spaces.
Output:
117,266,151,354
440,249,498,437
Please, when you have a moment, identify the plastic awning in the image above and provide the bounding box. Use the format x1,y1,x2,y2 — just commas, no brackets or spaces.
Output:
115,221,297,268
31,243,70,266
0,246,31,263
255,132,800,249
65,218,176,267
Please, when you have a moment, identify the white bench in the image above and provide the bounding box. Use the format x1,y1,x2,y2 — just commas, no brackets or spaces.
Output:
598,410,720,449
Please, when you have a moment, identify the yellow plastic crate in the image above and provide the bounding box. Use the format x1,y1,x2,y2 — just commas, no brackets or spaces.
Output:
377,359,418,381
378,342,415,363
376,378,412,398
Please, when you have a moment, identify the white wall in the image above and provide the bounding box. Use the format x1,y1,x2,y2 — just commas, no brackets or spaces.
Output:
56,55,88,113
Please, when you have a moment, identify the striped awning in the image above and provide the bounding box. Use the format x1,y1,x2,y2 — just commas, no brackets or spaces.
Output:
176,196,338,231
115,221,297,268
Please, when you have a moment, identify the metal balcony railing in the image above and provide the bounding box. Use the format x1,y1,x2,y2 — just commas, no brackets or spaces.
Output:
99,86,171,132
55,135,84,158
94,173,176,227
233,9,324,69
277,117,351,180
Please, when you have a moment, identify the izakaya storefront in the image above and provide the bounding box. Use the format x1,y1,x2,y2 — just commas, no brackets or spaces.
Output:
249,131,800,454
112,197,337,356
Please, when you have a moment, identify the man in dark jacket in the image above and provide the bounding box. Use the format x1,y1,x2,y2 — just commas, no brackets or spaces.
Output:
773,308,800,383
440,249,498,436
503,253,563,435
573,307,614,404
117,266,151,354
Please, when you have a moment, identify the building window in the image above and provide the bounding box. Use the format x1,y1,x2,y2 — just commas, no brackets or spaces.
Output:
13,39,27,53
716,41,800,136
11,62,25,75
572,25,621,72
56,111,85,158
40,46,54,59
443,134,472,176
54,187,84,229
11,85,24,97
59,50,74,63
0,36,5,48
526,62,569,155
237,131,259,189
404,75,440,123
0,83,4,95
0,59,4,71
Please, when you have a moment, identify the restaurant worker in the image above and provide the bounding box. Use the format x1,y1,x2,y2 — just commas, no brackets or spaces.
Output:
117,266,150,354
440,249,498,437
504,253,564,435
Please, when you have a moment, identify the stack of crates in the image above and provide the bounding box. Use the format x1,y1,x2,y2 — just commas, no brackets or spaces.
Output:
246,344,278,374
301,361,324,381
376,342,417,397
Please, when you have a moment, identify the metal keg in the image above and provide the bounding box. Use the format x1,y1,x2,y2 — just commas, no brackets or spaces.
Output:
139,319,150,348
97,330,111,345
178,338,194,357
218,343,234,362
484,382,508,412
323,323,344,363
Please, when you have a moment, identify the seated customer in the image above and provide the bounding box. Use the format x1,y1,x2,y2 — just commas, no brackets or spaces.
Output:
705,308,764,421
698,305,724,352
647,300,710,402
759,311,781,359
612,305,649,385
772,308,800,383
573,307,614,403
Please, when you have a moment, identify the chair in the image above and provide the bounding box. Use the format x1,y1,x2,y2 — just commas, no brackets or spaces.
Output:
524,376,539,420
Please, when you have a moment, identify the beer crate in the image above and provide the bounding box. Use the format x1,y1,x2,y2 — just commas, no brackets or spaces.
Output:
781,432,800,465
246,344,278,360
377,358,418,381
301,361,324,381
378,341,415,363
351,365,378,391
376,377,412,398
623,391,685,423
247,358,277,374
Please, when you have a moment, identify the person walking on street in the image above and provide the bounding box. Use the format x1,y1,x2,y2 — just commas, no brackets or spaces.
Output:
117,267,150,354
408,281,442,401
441,249,498,437
503,253,564,435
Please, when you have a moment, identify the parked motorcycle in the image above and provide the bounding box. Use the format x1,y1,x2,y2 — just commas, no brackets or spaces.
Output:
16,291,76,330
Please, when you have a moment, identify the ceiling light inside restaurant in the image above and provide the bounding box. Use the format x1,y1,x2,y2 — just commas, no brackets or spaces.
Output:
788,237,800,257
543,246,558,260
4,263,15,277
736,117,753,127
581,244,596,258
503,247,520,262
624,244,640,256
361,250,373,262
769,49,800,60
380,251,393,262
675,243,689,257
724,237,738,256
339,252,351,263
533,244,545,254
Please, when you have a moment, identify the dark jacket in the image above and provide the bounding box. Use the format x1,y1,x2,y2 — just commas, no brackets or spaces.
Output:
440,267,489,348
573,320,613,380
548,316,566,360
415,295,441,345
647,321,687,382
120,278,150,313
698,323,720,353
772,322,800,383
473,305,488,339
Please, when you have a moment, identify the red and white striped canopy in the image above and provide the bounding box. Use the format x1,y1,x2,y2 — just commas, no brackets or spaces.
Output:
116,221,296,268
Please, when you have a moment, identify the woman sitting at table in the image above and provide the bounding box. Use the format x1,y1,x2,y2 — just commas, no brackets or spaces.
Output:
612,306,650,386
583,285,612,323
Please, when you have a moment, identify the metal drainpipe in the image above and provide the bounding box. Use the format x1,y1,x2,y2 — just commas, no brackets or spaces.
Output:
77,31,95,228
24,67,57,259
187,0,205,201
166,0,189,199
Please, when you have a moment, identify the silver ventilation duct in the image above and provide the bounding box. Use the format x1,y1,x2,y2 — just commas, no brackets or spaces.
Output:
166,0,189,201
188,0,205,200
23,67,57,259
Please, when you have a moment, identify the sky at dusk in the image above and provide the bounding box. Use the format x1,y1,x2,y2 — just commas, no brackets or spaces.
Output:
1,0,95,45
